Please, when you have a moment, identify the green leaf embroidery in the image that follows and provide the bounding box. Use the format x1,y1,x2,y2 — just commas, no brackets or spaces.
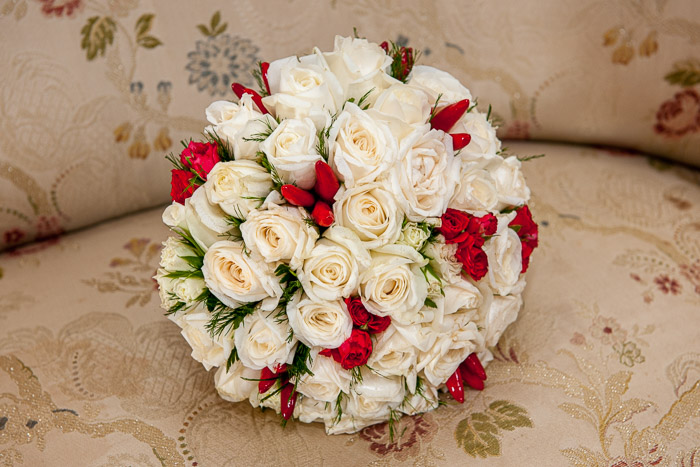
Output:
134,13,154,37
664,59,700,87
455,400,533,458
80,16,117,61
197,11,228,38
138,36,163,49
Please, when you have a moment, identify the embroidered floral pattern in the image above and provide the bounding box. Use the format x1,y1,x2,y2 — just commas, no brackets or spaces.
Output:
360,414,436,461
37,0,83,17
654,89,700,138
590,316,627,346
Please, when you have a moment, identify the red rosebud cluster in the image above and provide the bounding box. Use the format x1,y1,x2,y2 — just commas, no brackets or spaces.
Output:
446,353,488,403
438,208,497,281
170,141,220,205
280,160,340,228
345,297,391,334
508,205,539,273
380,41,416,82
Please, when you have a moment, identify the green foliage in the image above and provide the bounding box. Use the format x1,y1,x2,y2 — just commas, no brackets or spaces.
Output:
243,118,277,143
205,130,235,162
664,59,700,87
225,348,239,371
316,112,340,161
197,11,227,38
205,299,260,338
345,88,374,110
288,343,314,385
252,61,270,97
424,297,437,309
274,264,302,318
81,16,116,61
517,154,545,162
134,13,162,49
258,151,284,191
428,93,443,122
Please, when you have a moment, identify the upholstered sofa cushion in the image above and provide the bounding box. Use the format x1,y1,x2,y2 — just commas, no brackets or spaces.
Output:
1,141,698,466
2,0,699,250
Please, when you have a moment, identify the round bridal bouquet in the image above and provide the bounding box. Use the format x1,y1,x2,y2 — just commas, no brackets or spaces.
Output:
156,34,539,435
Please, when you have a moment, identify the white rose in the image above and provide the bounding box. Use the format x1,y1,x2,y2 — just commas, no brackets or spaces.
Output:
297,353,351,402
346,368,405,420
287,295,352,348
160,236,193,271
483,213,522,295
373,84,431,127
418,320,483,387
452,111,500,159
490,156,531,209
205,161,273,218
235,308,297,370
329,102,398,188
299,226,371,302
423,239,462,284
183,193,226,250
333,183,403,249
214,360,259,402
390,127,458,220
240,203,318,270
174,277,206,304
202,240,282,309
480,294,522,347
325,412,378,435
162,202,186,229
189,187,231,236
359,244,428,325
298,397,334,424
443,279,482,315
262,52,344,129
396,222,430,250
324,35,394,104
399,382,439,416
180,310,234,371
367,325,418,391
449,161,499,214
260,117,322,189
155,268,178,311
204,95,263,144
232,114,278,161
407,65,472,104
393,322,439,353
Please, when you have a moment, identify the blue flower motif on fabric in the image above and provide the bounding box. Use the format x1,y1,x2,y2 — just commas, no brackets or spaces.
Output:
186,34,258,96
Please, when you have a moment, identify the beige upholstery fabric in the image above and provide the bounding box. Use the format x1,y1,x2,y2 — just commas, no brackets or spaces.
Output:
1,141,698,466
2,0,699,249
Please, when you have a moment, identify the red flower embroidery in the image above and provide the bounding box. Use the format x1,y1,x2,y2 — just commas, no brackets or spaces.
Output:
3,228,25,245
37,0,83,17
654,89,700,137
360,414,436,461
653,275,681,295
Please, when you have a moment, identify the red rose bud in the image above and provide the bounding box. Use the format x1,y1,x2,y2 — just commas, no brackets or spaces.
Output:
258,367,278,394
438,208,472,243
380,41,389,53
281,184,316,207
471,213,498,237
312,201,334,227
280,383,297,420
462,370,485,391
336,328,372,370
261,61,271,95
319,348,336,358
170,169,197,204
456,236,489,282
345,297,370,327
314,160,340,203
451,133,472,151
366,314,391,334
431,99,470,133
231,83,269,114
509,205,538,273
180,141,220,180
446,370,465,403
464,353,487,380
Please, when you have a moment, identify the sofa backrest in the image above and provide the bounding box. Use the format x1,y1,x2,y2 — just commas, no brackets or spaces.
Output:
1,0,698,249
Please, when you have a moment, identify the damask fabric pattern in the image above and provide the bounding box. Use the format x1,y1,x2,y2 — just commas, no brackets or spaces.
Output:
1,0,699,250
1,141,699,466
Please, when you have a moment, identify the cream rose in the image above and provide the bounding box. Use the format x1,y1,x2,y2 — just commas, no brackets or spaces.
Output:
214,360,259,402
399,382,439,416
324,35,394,104
345,369,405,420
490,156,531,209
329,102,398,188
232,114,278,161
452,111,500,159
393,322,439,353
259,117,322,189
333,183,403,249
299,226,371,302
396,222,430,251
173,277,206,304
184,193,226,250
390,127,458,220
359,244,428,324
423,239,462,285
202,241,282,309
367,325,419,391
443,279,482,315
449,161,499,214
155,268,178,311
287,295,353,348
180,310,234,371
235,308,297,370
204,160,273,218
373,84,431,127
240,202,318,270
483,213,522,296
204,94,263,144
480,294,522,347
418,320,483,387
262,52,344,129
162,202,186,229
297,352,351,402
407,65,472,104
160,236,193,271
298,397,334,425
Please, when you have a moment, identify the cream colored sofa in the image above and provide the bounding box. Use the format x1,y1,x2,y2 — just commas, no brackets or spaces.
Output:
1,1,699,466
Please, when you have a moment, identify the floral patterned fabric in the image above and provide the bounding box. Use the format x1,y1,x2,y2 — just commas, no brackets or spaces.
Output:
1,0,699,250
1,141,698,466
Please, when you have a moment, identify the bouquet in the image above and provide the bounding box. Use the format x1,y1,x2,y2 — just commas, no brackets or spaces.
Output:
155,34,539,435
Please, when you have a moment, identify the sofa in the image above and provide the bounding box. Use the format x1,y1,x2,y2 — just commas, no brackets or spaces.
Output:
1,1,699,465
